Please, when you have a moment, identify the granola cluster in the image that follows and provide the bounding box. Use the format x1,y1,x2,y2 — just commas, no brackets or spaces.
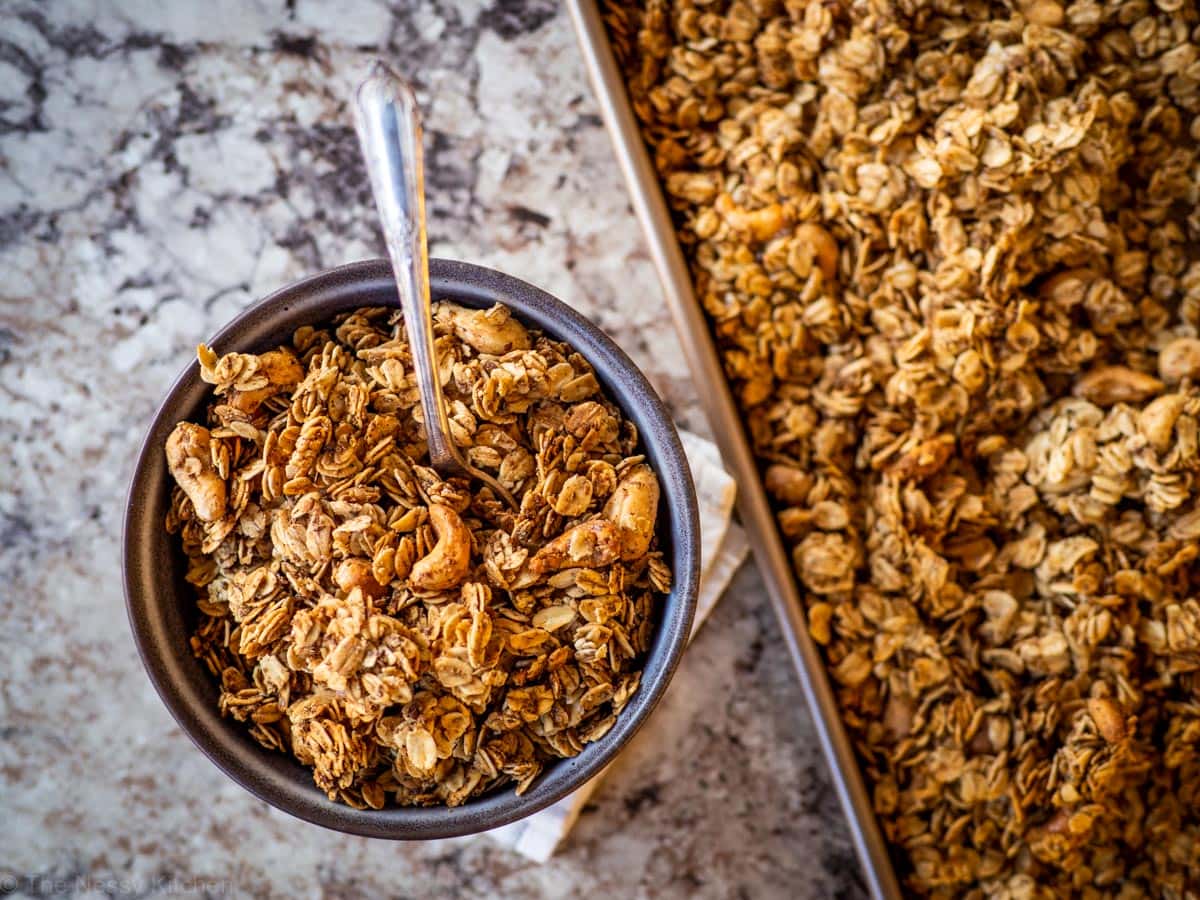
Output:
165,303,669,809
606,0,1200,893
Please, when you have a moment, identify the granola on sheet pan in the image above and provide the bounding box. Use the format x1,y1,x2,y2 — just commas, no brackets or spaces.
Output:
604,0,1200,893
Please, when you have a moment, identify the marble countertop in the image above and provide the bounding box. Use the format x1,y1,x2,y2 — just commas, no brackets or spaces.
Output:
0,2,862,897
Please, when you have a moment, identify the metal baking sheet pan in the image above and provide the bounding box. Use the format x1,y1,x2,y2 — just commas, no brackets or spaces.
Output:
566,2,903,897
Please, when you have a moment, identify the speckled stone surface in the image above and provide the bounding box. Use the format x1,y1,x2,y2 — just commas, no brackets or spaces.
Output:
0,2,863,897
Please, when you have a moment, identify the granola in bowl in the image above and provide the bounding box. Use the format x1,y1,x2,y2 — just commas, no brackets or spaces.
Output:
164,302,671,810
605,0,1200,893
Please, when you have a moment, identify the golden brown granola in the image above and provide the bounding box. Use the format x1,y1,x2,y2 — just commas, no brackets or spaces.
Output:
605,0,1200,894
165,303,669,809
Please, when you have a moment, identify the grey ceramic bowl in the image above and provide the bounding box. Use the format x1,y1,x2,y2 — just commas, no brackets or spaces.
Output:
123,258,699,839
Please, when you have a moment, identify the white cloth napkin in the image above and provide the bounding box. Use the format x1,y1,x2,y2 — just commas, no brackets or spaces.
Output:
486,430,748,861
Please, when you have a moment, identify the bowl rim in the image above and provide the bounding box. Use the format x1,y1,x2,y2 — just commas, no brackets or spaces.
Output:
123,257,700,839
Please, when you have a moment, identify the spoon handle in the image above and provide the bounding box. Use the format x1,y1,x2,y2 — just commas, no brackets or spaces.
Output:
354,63,461,473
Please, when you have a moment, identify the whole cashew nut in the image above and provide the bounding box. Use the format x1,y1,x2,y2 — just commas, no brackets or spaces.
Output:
409,504,472,591
1074,365,1163,406
792,222,839,284
197,346,304,415
1139,393,1186,453
715,193,787,243
1159,337,1200,383
335,557,388,599
529,519,622,575
602,464,660,561
437,303,531,355
165,422,227,522
228,349,304,414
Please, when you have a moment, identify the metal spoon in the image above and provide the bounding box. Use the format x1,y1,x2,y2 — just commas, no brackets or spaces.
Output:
354,63,517,510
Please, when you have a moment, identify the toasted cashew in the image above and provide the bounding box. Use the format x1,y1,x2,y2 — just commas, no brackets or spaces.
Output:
409,505,472,591
602,464,660,561
438,303,530,355
1018,0,1064,26
529,519,622,575
886,434,957,480
1138,393,1186,452
165,422,227,522
764,463,811,506
793,222,839,283
1159,337,1200,383
228,349,304,414
1074,365,1163,405
335,557,388,599
715,193,787,243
